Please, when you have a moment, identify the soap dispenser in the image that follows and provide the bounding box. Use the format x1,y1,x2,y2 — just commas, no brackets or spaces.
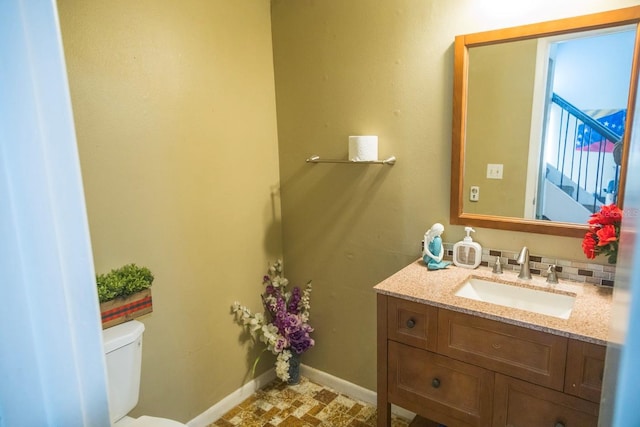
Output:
453,227,482,269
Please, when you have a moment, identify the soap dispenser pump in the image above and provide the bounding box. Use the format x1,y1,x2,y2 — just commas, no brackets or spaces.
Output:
453,227,482,269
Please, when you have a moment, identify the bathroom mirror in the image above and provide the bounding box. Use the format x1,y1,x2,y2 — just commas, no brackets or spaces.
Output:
451,6,640,237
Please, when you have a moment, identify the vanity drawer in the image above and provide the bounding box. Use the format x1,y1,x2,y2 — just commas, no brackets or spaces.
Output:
564,339,605,403
437,309,567,390
493,374,598,427
387,296,438,351
388,341,493,427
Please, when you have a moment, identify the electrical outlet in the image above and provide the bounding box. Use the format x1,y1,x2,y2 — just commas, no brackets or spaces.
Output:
487,163,503,179
470,185,480,201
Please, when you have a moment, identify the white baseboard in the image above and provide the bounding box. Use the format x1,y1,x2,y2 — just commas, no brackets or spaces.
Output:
187,364,414,426
186,368,276,427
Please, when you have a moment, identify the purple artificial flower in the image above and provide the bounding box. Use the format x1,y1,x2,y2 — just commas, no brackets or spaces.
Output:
274,337,288,352
283,313,301,331
259,261,314,355
288,326,315,354
272,311,297,336
288,287,301,314
263,275,273,287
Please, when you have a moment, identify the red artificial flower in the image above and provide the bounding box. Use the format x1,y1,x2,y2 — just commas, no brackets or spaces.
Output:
588,204,623,226
596,224,618,246
582,232,597,259
582,204,622,264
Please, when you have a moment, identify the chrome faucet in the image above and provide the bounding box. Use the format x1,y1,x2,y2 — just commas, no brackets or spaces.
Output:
517,247,532,280
492,256,503,274
547,265,559,284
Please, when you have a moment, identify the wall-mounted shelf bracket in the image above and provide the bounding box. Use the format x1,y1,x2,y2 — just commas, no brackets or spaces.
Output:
305,155,396,165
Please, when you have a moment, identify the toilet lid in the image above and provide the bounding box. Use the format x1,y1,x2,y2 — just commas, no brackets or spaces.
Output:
129,416,187,427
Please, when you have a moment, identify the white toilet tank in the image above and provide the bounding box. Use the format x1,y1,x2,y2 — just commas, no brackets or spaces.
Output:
103,320,146,424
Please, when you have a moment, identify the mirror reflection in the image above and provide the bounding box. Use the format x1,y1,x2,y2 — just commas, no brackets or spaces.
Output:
464,28,635,224
451,6,640,237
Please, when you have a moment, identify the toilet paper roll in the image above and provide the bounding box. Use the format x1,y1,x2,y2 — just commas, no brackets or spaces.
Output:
348,135,378,161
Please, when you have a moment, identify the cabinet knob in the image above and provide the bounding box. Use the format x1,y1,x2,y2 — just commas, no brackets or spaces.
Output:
431,378,441,388
554,422,566,427
406,318,416,328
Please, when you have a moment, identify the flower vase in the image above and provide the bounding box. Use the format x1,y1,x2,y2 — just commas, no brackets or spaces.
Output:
288,352,301,385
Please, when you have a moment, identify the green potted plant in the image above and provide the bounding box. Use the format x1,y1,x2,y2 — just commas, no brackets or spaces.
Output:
97,264,154,328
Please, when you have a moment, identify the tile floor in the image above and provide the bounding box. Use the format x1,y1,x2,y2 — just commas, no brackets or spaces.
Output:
208,376,410,427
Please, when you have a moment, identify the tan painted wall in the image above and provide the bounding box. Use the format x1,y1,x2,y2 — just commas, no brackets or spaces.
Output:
58,0,281,422
465,39,538,217
271,0,636,392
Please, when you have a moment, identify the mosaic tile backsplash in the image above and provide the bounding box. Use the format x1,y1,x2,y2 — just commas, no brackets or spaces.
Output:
442,242,616,287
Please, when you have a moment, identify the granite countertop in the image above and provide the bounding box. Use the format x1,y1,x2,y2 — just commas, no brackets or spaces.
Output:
374,259,613,345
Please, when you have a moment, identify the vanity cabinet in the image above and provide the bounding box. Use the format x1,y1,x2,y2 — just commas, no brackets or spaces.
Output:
377,294,604,427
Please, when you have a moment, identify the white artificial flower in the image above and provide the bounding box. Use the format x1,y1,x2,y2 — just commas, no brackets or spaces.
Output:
260,324,279,349
275,350,292,382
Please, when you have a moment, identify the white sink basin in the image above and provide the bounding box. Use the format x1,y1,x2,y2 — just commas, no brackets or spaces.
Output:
454,277,576,319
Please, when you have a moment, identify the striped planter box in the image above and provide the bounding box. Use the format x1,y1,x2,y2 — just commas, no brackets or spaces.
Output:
100,288,153,329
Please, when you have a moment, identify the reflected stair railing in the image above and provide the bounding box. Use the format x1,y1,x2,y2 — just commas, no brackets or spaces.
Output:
545,93,623,213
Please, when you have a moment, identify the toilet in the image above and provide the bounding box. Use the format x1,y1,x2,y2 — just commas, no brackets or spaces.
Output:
103,320,187,427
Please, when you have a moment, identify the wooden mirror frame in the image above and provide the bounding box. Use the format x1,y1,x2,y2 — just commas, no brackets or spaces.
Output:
451,6,640,238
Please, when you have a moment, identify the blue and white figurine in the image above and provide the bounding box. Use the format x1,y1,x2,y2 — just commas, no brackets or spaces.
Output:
423,223,452,270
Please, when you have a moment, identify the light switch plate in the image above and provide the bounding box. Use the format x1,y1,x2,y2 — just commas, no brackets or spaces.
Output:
487,164,503,179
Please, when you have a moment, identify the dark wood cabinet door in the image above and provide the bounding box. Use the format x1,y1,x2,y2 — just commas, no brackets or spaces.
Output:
493,374,598,427
564,339,605,403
